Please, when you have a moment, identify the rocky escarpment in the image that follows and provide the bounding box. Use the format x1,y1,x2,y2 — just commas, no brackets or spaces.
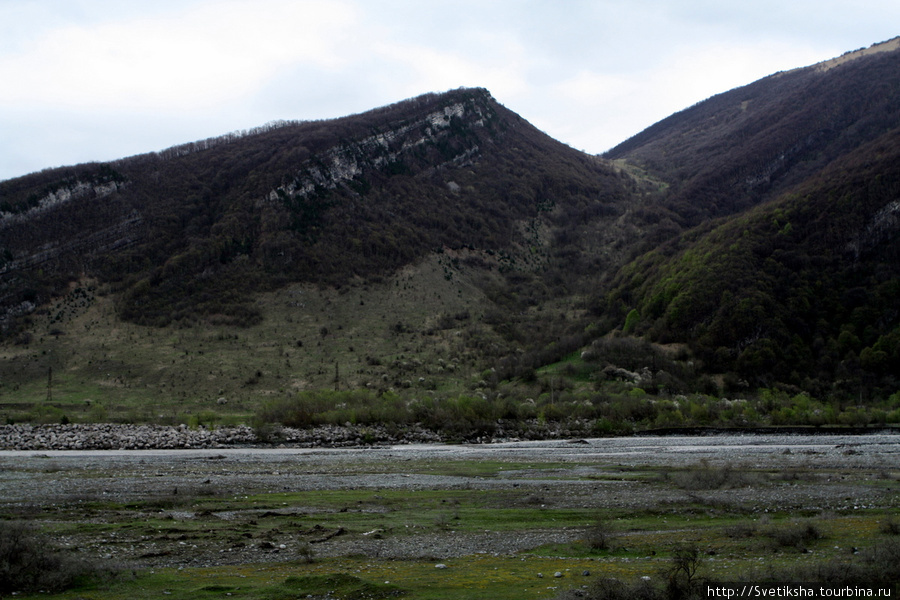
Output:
0,167,144,335
0,179,125,227
266,93,492,207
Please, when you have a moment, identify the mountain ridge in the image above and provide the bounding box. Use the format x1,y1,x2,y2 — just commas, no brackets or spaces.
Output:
605,36,900,224
2,87,631,331
813,35,900,72
600,39,900,398
2,41,900,429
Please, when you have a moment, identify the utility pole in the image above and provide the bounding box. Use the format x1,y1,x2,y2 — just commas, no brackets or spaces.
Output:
46,366,53,403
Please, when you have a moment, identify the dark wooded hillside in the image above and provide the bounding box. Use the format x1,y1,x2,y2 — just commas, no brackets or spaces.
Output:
607,39,900,226
1,88,630,332
600,40,900,399
600,128,900,398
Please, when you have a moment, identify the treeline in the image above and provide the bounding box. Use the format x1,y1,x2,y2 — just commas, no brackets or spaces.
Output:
138,119,306,162
252,385,900,442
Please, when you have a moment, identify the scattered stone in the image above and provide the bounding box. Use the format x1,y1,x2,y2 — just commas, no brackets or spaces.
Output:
0,418,598,450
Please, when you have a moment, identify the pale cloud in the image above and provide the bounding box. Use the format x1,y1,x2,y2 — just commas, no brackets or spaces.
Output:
553,71,637,107
541,37,838,153
0,0,357,110
650,40,830,112
541,71,645,152
373,40,531,102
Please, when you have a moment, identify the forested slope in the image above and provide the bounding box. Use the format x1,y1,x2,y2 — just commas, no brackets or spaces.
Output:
1,88,630,333
600,41,900,398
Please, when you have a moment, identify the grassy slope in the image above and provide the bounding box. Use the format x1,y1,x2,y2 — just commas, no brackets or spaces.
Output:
0,252,503,424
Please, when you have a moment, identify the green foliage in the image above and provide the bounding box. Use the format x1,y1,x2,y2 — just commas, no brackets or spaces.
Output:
557,577,659,600
623,308,640,334
880,516,900,535
670,460,759,490
258,389,523,441
602,130,900,397
259,389,409,429
281,573,403,599
598,48,900,400
761,520,825,552
0,521,109,594
585,517,619,551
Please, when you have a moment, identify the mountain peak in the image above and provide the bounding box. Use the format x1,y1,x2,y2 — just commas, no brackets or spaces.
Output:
0,83,622,333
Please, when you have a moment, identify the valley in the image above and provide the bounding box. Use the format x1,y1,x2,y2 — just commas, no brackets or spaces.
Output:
2,38,900,599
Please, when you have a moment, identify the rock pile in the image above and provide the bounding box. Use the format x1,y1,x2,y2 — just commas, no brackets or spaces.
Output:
0,422,448,450
0,418,593,451
273,423,444,447
0,423,256,450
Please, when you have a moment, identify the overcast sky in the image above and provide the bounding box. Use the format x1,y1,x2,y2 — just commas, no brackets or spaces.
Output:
1,0,898,182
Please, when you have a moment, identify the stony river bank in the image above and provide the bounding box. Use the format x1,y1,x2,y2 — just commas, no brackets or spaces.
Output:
0,423,422,450
2,422,897,451
0,420,598,450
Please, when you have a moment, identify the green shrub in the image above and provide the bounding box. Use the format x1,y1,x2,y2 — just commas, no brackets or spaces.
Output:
762,520,824,551
723,521,758,539
23,404,67,424
557,576,659,600
555,544,708,600
585,518,618,551
671,460,758,490
665,544,707,599
747,539,900,588
250,417,284,443
879,516,900,535
623,309,640,333
0,521,107,594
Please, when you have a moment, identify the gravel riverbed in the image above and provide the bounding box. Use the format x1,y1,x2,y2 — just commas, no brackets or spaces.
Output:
1,433,898,569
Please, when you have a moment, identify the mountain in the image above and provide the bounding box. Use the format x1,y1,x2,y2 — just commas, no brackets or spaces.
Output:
2,40,899,431
600,38,900,399
605,37,900,225
0,87,640,426
1,88,629,332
